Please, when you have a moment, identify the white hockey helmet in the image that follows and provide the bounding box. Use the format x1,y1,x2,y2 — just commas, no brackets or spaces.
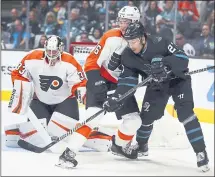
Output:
44,35,64,65
118,6,140,23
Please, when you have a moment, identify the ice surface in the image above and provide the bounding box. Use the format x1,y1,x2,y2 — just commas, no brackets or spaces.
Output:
1,102,214,176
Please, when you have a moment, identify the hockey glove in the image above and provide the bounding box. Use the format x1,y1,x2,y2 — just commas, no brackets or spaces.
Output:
151,56,171,83
86,70,108,102
103,96,124,112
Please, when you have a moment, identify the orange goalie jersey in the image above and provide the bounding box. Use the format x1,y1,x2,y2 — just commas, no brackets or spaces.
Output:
11,49,87,105
84,28,127,83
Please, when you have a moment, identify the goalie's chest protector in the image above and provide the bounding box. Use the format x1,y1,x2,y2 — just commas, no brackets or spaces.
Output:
25,59,76,105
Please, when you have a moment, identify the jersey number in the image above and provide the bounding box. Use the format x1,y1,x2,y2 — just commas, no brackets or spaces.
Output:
16,63,26,75
168,43,176,53
94,44,102,55
77,71,86,81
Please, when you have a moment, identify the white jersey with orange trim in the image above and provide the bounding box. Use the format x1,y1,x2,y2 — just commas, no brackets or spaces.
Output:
84,28,127,83
11,49,87,105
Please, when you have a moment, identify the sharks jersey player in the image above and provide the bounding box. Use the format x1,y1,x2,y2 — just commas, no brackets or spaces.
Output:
103,23,209,172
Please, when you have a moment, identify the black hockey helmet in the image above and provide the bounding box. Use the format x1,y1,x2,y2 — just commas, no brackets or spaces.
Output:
124,22,146,40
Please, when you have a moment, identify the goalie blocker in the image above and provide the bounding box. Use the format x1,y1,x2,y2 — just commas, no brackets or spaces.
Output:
8,80,34,115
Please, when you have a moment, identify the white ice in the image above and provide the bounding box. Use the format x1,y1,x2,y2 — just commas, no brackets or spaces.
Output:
1,102,214,176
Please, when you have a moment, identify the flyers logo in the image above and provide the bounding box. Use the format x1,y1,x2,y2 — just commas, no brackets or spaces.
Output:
39,75,63,92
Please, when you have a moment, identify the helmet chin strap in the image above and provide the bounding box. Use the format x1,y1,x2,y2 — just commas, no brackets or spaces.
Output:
139,37,147,56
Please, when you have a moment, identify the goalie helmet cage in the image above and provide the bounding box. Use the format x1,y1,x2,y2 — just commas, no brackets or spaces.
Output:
69,42,190,150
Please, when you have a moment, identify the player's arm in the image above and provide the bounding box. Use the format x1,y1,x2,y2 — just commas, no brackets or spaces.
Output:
103,49,139,112
162,39,189,78
84,33,112,102
67,56,87,104
115,65,139,97
9,53,34,114
11,55,32,84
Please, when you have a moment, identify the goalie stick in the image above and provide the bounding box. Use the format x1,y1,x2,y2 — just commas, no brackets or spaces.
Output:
18,65,214,153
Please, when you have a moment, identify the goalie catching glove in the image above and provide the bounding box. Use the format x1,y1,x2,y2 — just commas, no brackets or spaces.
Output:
103,95,124,112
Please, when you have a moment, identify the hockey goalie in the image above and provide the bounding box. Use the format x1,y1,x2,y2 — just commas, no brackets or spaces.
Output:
4,35,113,153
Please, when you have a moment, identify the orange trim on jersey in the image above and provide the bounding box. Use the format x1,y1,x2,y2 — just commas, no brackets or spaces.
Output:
100,66,117,83
61,52,87,96
84,29,122,73
71,80,87,96
12,82,23,114
118,130,134,141
11,49,44,84
51,120,70,132
76,125,92,138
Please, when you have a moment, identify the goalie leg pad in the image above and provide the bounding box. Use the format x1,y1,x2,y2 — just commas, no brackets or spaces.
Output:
48,112,78,137
84,130,112,152
8,80,34,115
85,107,105,129
116,112,142,147
48,112,81,153
4,118,47,148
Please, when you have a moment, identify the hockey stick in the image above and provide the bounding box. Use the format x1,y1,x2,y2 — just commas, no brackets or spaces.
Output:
17,76,152,153
27,108,53,148
17,65,214,153
176,65,214,79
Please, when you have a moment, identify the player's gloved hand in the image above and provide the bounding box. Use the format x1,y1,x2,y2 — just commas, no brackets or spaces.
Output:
103,96,124,112
150,56,171,83
86,70,108,102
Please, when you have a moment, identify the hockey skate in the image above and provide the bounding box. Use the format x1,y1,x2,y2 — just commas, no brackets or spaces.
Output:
137,143,148,157
55,148,78,169
196,150,210,172
111,135,138,159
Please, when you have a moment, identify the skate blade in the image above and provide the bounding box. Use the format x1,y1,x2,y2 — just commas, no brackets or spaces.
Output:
138,152,148,157
112,151,138,160
55,163,76,169
112,151,124,157
200,165,210,172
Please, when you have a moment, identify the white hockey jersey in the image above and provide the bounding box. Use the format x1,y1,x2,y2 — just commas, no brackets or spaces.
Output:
11,49,87,105
84,28,127,83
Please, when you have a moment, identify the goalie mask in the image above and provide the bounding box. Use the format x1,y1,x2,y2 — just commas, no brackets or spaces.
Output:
44,35,64,66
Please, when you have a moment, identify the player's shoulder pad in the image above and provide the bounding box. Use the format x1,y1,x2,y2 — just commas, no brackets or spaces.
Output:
147,34,163,44
25,48,44,60
103,28,122,38
61,52,80,67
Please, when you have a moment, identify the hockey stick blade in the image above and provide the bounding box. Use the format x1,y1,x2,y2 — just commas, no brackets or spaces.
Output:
18,139,56,153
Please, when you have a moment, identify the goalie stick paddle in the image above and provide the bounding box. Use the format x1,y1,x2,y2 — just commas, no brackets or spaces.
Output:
17,65,214,153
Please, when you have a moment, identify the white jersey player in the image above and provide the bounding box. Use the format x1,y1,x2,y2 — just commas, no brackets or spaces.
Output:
5,35,112,155
55,6,142,169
